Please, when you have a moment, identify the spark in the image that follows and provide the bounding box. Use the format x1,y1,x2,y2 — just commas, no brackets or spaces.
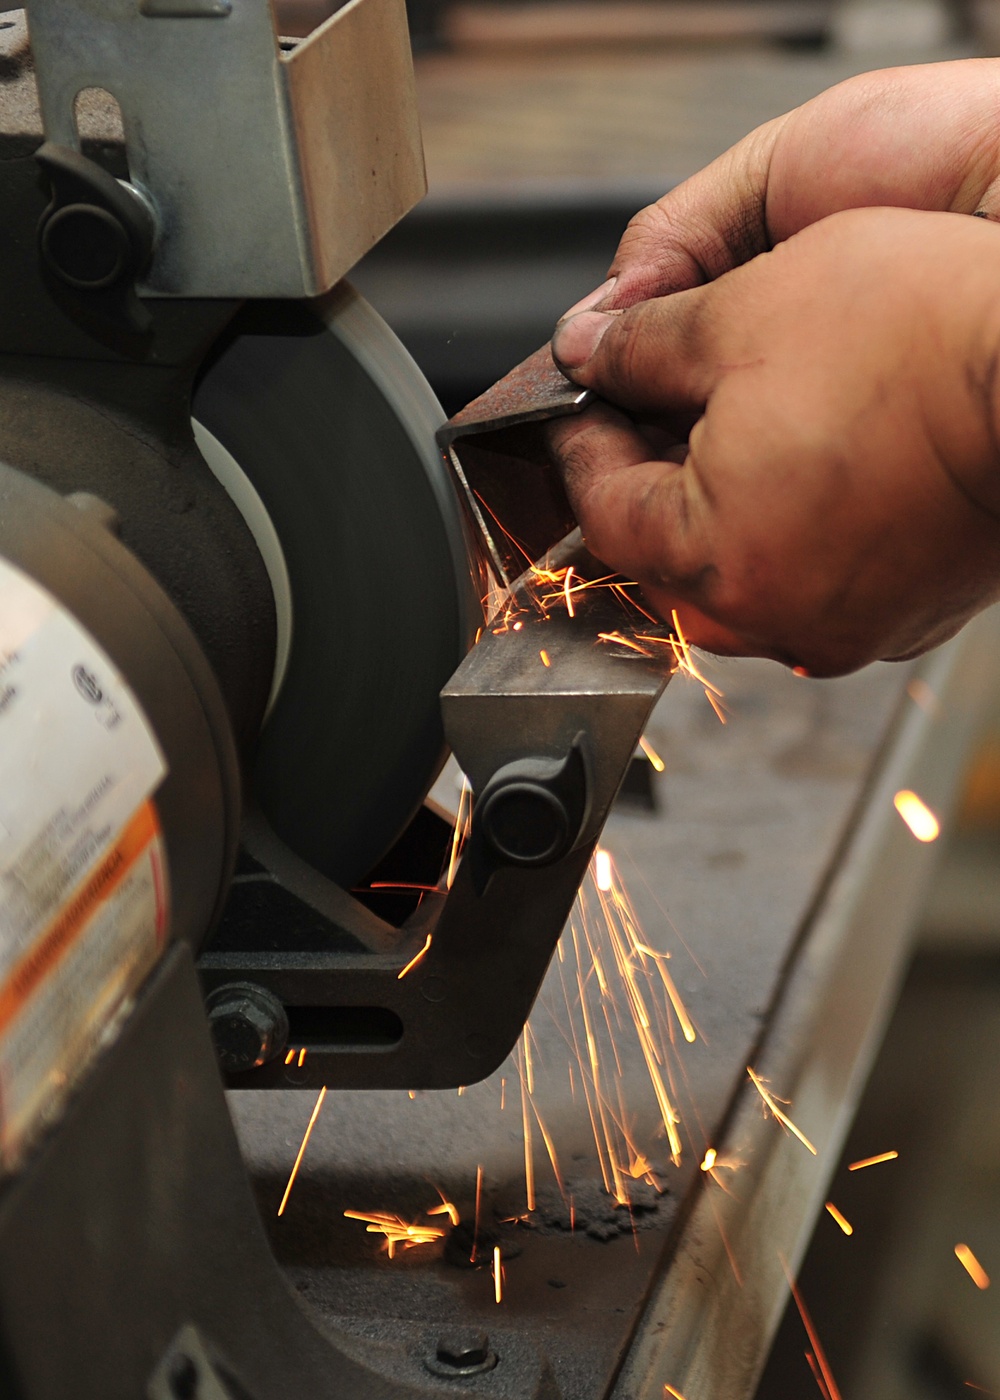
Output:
284,1048,295,1066
427,1202,460,1226
563,565,576,617
907,677,940,715
427,1185,460,1227
825,1203,853,1236
277,1086,327,1216
848,1150,898,1171
343,1209,446,1259
805,1353,832,1400
893,789,940,842
780,1255,843,1400
701,1148,717,1171
653,958,697,1043
397,932,432,980
964,1384,1000,1395
638,735,665,771
445,776,471,890
595,848,613,891
493,1245,503,1303
517,1037,536,1212
955,1244,990,1289
747,1068,816,1155
597,630,653,656
297,1046,307,1067
513,620,523,631
664,1388,689,1400
540,649,551,667
705,691,728,725
472,1164,483,1263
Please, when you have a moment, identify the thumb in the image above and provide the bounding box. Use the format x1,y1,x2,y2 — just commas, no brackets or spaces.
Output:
551,285,721,415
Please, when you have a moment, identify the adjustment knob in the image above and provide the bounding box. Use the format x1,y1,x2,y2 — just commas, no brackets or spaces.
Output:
476,745,589,869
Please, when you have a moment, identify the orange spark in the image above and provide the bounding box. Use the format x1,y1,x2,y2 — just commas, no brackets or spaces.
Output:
595,848,613,891
825,1203,853,1236
284,1048,295,1066
664,1388,688,1400
805,1352,832,1400
277,1086,327,1216
701,1148,717,1172
343,1209,446,1259
472,1164,483,1263
848,1150,898,1171
397,932,432,980
893,790,940,842
563,566,576,617
540,649,551,667
427,1184,460,1227
597,630,653,656
493,1245,503,1304
638,735,665,772
955,1244,990,1289
747,1068,816,1155
907,677,940,715
297,1046,307,1067
705,691,728,725
780,1256,843,1400
653,959,697,1043
517,1038,536,1212
444,776,471,890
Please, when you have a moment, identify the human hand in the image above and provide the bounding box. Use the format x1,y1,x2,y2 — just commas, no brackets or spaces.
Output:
564,59,1000,316
547,207,1000,676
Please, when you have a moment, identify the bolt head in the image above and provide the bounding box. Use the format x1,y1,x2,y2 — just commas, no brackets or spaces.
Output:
436,1331,490,1368
205,982,288,1074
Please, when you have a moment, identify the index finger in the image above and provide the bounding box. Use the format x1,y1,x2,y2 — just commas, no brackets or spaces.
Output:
545,402,714,595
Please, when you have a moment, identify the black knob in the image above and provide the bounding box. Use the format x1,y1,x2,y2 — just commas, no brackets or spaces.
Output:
476,744,589,870
205,982,288,1074
35,143,155,330
40,203,131,290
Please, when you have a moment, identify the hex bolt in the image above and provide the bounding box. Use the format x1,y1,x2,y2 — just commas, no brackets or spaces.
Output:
205,982,289,1074
425,1330,498,1378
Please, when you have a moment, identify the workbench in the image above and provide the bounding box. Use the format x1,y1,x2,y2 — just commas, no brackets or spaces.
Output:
231,608,1000,1400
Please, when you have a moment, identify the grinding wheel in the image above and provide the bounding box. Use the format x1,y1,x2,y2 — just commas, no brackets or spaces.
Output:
192,283,479,890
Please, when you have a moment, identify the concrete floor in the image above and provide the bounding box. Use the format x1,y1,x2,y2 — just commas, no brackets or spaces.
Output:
756,733,1000,1398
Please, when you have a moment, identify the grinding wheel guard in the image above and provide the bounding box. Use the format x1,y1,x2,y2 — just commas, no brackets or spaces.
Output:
202,355,674,1091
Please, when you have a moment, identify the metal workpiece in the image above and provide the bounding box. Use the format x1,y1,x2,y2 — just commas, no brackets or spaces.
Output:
25,0,426,297
200,540,673,1089
437,345,595,588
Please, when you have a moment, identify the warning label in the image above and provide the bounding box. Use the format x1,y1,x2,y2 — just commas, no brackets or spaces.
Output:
0,558,168,1171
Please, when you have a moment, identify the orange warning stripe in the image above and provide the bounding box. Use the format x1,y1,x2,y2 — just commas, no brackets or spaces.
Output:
0,801,159,1035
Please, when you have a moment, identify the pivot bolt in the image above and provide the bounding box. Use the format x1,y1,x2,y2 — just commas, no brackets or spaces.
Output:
205,982,288,1074
425,1330,498,1378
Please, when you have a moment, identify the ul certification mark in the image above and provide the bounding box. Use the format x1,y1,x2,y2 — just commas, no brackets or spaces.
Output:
73,663,120,731
73,665,102,704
